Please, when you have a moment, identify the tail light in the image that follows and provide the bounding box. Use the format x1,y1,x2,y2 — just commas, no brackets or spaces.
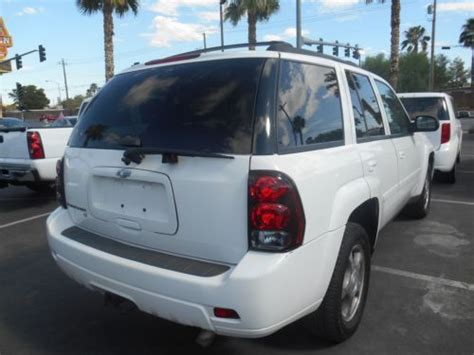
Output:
441,123,450,144
27,131,45,159
248,171,305,252
56,158,67,209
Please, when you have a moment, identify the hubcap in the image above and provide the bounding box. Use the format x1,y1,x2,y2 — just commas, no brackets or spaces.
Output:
341,244,365,323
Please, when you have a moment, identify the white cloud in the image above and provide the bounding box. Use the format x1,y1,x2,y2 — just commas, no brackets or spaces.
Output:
16,6,40,16
149,0,216,16
438,2,474,12
144,16,216,47
198,11,220,22
263,34,283,41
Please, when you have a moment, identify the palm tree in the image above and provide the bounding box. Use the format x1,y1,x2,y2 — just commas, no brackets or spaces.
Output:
76,0,139,82
365,0,401,89
459,18,474,87
401,26,430,54
225,0,280,50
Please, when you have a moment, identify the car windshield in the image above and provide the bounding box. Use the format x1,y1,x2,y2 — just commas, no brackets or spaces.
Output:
69,58,265,154
400,97,449,121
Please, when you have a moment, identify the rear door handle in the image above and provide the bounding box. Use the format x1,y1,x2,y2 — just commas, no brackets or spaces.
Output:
368,161,377,172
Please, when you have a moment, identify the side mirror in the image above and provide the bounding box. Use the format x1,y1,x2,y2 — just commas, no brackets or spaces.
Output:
412,115,439,132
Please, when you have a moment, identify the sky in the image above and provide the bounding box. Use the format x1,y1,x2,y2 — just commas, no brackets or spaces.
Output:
1,0,473,106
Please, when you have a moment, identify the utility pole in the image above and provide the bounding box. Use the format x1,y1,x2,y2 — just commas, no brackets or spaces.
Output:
296,0,302,48
203,33,207,49
60,58,69,100
220,0,226,51
429,0,437,91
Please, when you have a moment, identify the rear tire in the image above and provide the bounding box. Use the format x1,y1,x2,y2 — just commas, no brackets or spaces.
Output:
403,168,432,219
307,223,371,343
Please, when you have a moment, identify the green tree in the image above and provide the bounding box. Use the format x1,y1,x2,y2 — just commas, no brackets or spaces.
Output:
86,83,100,97
365,0,401,89
459,17,474,87
448,57,469,88
76,0,139,82
401,25,430,54
225,0,280,50
398,52,429,92
61,95,85,111
434,54,450,90
8,85,50,110
362,53,390,81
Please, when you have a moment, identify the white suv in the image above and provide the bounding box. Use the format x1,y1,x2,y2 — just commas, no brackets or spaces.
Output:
399,92,463,183
47,42,438,343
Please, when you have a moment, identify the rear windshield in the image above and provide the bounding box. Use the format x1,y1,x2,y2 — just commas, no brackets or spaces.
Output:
400,97,449,121
69,58,265,154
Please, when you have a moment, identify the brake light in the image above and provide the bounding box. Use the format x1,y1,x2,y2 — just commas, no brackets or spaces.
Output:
441,123,450,144
27,131,45,159
248,171,305,252
56,158,67,209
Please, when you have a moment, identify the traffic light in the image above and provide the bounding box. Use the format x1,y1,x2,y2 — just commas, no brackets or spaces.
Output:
15,54,23,70
344,45,350,57
332,41,339,56
317,38,323,53
39,45,46,62
16,82,25,110
353,45,360,60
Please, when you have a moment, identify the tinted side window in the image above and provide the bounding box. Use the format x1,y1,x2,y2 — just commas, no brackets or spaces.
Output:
375,80,411,135
348,72,385,138
277,61,343,151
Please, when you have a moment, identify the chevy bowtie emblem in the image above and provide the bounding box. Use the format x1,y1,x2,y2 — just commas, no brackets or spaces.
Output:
116,168,132,179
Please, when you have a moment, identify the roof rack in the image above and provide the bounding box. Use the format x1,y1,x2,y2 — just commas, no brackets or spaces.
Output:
148,41,359,67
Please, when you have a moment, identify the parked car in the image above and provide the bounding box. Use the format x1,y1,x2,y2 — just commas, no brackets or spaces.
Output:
0,116,77,191
46,42,438,343
399,92,463,183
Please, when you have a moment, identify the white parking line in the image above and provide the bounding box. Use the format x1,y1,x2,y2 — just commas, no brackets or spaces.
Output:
431,198,474,206
0,212,51,230
373,265,474,292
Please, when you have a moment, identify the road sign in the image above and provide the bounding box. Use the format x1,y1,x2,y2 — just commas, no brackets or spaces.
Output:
0,60,12,73
0,17,13,60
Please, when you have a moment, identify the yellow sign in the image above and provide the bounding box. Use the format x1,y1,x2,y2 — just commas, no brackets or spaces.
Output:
0,17,13,61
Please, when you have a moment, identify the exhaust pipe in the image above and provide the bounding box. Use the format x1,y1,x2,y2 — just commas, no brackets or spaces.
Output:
104,292,137,313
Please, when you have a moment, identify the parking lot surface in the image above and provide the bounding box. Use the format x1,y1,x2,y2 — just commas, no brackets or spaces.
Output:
1,128,473,354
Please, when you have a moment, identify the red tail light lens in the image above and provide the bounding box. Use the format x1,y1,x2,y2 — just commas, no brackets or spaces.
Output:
27,131,45,159
248,171,305,252
440,123,450,144
56,158,67,209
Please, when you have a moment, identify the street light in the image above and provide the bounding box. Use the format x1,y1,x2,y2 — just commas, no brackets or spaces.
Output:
45,80,62,106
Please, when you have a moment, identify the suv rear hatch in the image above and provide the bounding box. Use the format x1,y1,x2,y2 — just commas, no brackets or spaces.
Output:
400,96,449,150
64,57,269,264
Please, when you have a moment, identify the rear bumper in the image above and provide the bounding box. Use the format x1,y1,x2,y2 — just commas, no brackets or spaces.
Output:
0,158,57,185
46,208,344,338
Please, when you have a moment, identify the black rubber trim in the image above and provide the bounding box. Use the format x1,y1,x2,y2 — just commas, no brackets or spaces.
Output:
61,226,230,277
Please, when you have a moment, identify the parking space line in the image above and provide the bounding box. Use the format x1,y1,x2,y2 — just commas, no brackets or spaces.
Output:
431,198,474,206
373,265,474,292
0,212,52,230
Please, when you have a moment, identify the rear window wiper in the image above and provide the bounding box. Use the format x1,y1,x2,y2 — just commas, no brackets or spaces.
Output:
122,147,235,165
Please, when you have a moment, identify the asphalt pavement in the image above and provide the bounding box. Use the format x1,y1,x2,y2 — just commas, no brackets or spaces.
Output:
1,128,473,354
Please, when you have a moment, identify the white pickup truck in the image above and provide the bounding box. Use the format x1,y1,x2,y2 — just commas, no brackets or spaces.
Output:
0,117,76,191
47,43,439,343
